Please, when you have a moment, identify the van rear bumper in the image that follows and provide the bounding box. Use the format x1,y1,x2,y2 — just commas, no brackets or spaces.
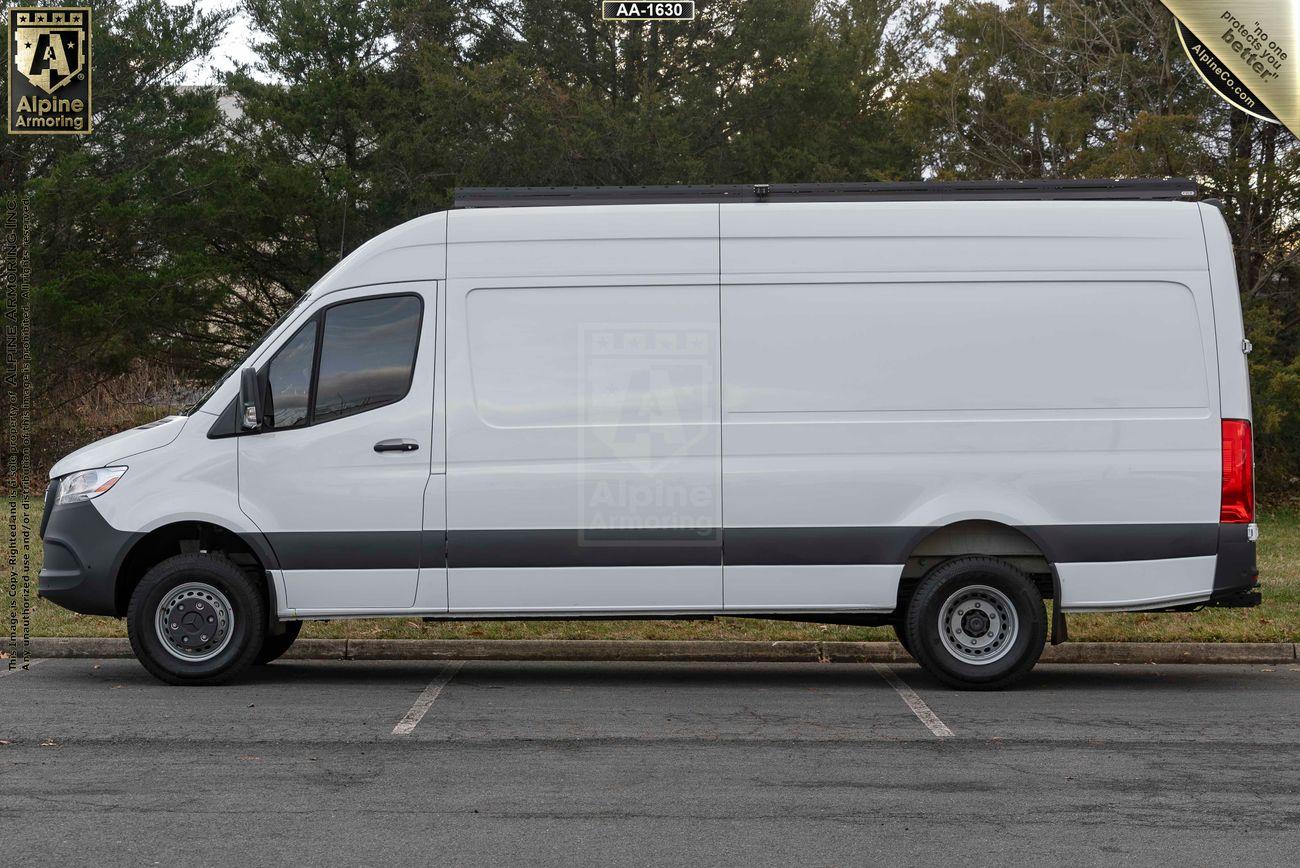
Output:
38,498,140,617
1205,584,1261,608
1144,522,1261,611
1211,522,1259,604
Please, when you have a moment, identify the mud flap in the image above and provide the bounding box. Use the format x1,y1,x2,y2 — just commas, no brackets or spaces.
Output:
1049,563,1068,645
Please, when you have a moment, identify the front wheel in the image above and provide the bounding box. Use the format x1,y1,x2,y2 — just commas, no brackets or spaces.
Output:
127,553,265,685
905,557,1045,690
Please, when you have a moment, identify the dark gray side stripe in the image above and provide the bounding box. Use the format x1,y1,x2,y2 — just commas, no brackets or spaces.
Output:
450,528,722,568
265,523,1222,570
267,531,422,570
1024,523,1218,563
725,527,926,566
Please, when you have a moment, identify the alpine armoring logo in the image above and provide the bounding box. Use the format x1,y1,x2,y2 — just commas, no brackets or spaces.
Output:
8,7,92,135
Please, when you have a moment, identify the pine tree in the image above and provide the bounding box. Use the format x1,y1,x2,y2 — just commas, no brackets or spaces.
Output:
0,0,231,407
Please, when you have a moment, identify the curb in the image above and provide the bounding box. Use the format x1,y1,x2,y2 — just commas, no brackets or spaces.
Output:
14,637,1299,664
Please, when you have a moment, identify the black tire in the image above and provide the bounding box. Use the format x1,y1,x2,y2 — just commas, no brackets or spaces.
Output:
255,620,303,665
891,619,913,657
905,556,1045,690
126,552,265,685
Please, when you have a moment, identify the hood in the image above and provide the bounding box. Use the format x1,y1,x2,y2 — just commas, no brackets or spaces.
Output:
48,415,188,479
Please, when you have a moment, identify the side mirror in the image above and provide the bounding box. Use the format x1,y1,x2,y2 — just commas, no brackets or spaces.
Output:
239,368,263,430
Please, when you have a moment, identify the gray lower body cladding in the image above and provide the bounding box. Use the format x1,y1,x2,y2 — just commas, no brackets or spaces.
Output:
39,512,1258,616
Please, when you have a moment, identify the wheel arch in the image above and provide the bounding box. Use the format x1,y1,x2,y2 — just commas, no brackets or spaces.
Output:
114,520,280,622
895,520,1054,613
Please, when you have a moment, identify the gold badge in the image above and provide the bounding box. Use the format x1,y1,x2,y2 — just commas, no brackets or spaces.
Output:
1163,1,1296,135
7,7,92,135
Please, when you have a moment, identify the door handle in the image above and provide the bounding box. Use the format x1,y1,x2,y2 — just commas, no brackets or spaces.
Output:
374,439,419,453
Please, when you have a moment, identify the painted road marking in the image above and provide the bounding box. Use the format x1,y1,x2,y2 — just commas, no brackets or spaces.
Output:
0,659,45,678
393,661,463,735
872,663,954,738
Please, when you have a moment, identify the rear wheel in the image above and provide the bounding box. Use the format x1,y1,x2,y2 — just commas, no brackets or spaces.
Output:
905,556,1045,690
256,620,303,665
127,553,265,685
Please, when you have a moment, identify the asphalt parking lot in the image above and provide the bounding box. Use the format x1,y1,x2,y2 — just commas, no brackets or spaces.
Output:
3,658,1299,866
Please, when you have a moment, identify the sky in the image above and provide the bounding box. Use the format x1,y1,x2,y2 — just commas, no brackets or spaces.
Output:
182,0,259,85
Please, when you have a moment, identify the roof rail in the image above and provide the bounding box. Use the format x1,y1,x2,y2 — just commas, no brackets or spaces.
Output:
454,178,1198,208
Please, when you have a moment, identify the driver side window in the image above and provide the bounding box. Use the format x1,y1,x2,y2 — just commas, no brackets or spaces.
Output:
260,293,423,431
264,320,316,430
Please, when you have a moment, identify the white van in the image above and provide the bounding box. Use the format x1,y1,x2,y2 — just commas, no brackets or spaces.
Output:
39,180,1259,689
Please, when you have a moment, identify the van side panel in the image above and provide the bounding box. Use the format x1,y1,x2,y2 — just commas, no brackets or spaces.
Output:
721,201,1208,277
723,281,1208,415
719,201,1222,612
444,205,724,613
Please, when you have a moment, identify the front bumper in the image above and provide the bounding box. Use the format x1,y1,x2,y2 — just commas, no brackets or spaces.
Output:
39,496,141,616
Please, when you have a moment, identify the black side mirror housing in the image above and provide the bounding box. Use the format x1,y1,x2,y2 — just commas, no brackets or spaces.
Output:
239,368,263,430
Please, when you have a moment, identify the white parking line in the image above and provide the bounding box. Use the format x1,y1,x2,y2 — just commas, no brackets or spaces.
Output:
393,661,463,735
0,659,45,678
872,663,954,738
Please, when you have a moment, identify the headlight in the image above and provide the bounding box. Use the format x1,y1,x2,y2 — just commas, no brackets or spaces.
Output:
56,467,128,505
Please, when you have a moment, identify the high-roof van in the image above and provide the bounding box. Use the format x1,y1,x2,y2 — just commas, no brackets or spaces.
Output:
38,180,1259,688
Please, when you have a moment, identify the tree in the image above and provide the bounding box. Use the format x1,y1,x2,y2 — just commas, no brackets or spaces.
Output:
194,0,453,369
436,0,930,185
0,0,232,408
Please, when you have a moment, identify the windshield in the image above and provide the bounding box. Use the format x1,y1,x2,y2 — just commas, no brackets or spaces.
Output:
184,291,314,415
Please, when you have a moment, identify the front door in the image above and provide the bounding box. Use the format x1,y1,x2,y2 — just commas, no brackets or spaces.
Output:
238,284,437,614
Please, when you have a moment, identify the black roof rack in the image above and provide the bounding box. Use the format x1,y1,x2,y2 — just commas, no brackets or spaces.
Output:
454,178,1198,208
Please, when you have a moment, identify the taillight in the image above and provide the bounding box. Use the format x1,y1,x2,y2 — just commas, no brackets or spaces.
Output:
1221,419,1254,523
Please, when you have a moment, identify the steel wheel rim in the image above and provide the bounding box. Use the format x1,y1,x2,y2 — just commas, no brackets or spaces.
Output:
937,583,1018,665
155,581,235,663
